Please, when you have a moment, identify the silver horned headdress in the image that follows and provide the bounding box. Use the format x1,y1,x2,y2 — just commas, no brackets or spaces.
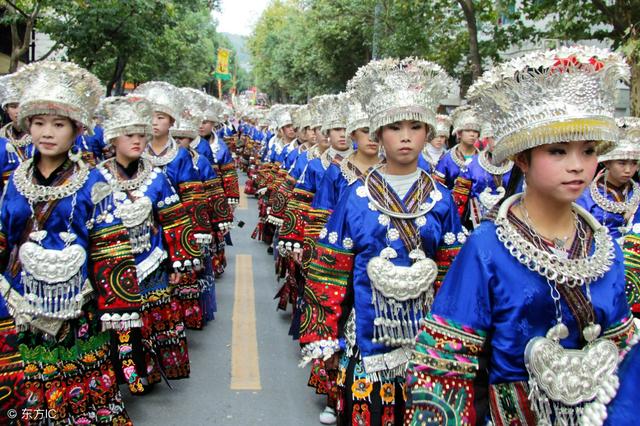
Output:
0,73,21,109
344,91,369,136
308,95,333,130
99,95,153,143
321,93,348,133
599,117,640,162
434,114,452,138
269,104,295,129
171,88,203,140
467,45,630,164
451,105,481,133
15,61,103,131
292,105,312,130
133,81,182,121
347,57,455,140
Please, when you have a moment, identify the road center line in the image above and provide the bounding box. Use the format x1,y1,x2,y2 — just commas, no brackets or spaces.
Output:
238,189,248,210
230,254,261,390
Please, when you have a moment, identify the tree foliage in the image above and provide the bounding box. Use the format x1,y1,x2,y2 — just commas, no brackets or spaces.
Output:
248,0,637,114
36,0,223,94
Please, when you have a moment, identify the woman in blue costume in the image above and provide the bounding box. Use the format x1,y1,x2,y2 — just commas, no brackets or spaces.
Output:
265,104,317,235
421,114,451,173
452,142,516,229
305,92,380,425
195,95,236,276
95,95,201,394
202,95,240,208
312,93,380,215
276,95,354,315
577,116,640,245
0,73,31,186
434,105,480,189
134,81,206,378
599,118,640,316
0,61,133,424
405,46,637,426
172,88,234,327
299,58,461,426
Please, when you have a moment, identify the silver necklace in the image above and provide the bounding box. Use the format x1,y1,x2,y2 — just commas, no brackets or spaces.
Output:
477,150,513,175
13,158,90,203
143,137,179,167
450,144,476,170
589,173,640,215
519,200,579,252
495,194,614,287
98,158,155,192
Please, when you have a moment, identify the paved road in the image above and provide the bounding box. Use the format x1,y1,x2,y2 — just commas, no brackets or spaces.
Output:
123,177,325,425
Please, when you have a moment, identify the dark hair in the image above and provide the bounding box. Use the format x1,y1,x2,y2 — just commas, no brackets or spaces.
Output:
500,149,531,204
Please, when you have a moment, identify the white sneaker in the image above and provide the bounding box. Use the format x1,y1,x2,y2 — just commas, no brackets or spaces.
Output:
319,406,337,425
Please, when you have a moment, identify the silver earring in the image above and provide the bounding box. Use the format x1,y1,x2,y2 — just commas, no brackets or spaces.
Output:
68,146,82,163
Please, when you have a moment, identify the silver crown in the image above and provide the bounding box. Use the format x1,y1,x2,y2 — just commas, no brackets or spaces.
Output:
480,122,494,139
99,95,153,143
133,81,182,121
15,61,102,131
308,95,333,129
467,45,629,164
322,93,348,133
205,95,225,123
434,114,452,138
599,117,640,162
269,104,296,129
0,73,21,108
292,105,313,129
344,92,369,135
451,105,481,133
171,88,203,139
347,57,455,140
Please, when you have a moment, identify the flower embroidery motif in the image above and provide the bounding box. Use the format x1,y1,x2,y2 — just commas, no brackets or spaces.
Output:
415,216,427,227
457,232,467,244
378,214,390,226
368,202,377,211
352,378,373,399
328,232,338,244
319,227,328,239
356,186,368,198
380,382,395,404
387,228,400,241
444,232,456,245
342,237,354,250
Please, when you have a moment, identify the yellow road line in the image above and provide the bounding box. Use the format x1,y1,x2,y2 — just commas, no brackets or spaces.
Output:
230,254,261,390
238,189,248,210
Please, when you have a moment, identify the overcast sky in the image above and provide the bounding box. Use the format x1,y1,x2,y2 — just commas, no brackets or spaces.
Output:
212,0,271,36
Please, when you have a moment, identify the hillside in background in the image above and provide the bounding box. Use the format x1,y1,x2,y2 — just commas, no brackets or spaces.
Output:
220,32,251,72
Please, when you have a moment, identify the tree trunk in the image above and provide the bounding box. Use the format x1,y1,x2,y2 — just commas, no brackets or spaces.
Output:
631,58,640,117
8,2,40,72
457,0,483,81
106,56,128,96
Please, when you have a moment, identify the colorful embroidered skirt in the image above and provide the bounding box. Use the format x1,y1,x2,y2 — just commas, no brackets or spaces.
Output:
142,269,190,381
337,352,406,426
7,302,131,425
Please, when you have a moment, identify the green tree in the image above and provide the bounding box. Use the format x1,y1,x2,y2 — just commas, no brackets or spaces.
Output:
1,0,58,72
520,0,640,116
39,0,220,94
